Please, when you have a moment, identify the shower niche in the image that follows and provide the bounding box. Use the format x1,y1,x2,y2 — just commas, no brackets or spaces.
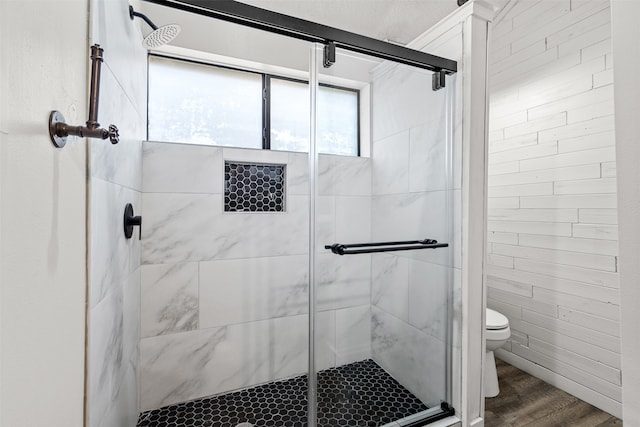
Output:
136,2,463,426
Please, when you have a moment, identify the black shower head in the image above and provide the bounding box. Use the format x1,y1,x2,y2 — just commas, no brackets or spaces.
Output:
129,5,181,49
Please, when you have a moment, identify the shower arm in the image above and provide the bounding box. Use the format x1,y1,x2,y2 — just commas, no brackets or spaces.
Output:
49,44,119,148
129,7,158,31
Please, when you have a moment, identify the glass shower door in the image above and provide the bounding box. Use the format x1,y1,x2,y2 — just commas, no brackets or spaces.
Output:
309,45,457,426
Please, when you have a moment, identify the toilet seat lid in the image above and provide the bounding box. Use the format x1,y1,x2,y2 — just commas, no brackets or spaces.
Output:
486,308,509,330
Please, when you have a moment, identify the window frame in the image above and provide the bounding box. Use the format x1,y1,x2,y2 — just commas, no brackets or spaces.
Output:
148,53,361,156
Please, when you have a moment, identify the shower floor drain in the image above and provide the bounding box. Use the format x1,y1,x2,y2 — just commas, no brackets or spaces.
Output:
137,359,427,426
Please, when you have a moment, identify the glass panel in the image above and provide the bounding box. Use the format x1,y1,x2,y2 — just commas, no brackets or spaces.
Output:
312,45,457,426
139,21,315,427
148,56,262,147
140,11,458,427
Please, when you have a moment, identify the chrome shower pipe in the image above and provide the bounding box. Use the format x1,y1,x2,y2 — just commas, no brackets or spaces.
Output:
49,44,119,148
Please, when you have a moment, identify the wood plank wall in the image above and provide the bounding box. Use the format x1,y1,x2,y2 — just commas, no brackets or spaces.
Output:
486,0,621,417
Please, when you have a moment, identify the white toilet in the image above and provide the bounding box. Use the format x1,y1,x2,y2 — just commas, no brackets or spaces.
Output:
485,308,511,398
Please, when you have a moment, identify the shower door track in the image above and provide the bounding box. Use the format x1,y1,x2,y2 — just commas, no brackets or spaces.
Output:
141,0,458,74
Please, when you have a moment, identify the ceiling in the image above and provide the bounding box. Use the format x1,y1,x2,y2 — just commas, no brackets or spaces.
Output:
237,0,460,45
139,0,510,59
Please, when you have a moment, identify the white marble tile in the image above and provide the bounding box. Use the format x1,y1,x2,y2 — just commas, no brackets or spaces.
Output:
98,360,139,427
318,154,372,196
316,196,335,252
90,66,144,191
223,147,289,165
89,178,141,308
217,195,310,259
91,0,147,115
123,267,141,368
453,189,462,269
88,283,124,427
142,141,223,194
88,3,145,426
409,120,447,192
141,263,198,337
371,306,447,407
270,314,308,379
451,74,463,191
142,192,310,264
452,132,462,190
372,64,447,142
311,310,337,372
372,254,409,322
335,305,371,366
335,196,371,245
371,191,453,267
316,253,371,311
199,255,308,328
88,265,140,427
288,152,309,195
372,130,410,195
140,312,334,410
451,268,462,352
371,191,450,252
140,326,237,411
95,267,140,427
450,267,462,415
371,191,446,242
141,193,222,264
408,260,451,342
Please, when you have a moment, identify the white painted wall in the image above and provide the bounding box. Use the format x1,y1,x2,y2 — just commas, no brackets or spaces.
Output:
0,1,88,426
611,0,640,425
487,0,621,417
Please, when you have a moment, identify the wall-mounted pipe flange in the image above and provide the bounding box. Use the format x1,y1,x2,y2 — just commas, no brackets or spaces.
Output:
49,109,120,147
49,111,68,148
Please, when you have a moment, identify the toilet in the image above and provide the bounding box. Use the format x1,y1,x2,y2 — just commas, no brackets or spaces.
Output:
485,308,511,398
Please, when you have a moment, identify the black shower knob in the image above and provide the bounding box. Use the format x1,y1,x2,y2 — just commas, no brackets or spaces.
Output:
123,203,142,240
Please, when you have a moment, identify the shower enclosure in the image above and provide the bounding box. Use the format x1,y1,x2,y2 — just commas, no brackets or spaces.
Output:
137,2,460,426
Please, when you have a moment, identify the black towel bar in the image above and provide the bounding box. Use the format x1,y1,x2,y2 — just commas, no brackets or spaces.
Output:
324,239,448,255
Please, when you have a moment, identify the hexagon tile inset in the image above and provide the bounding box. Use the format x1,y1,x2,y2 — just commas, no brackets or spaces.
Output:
225,162,286,212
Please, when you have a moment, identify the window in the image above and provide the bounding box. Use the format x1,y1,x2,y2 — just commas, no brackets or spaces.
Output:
148,55,360,156
148,56,263,148
269,78,309,153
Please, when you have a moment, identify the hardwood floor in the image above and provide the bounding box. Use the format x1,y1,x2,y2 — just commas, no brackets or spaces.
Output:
485,359,622,427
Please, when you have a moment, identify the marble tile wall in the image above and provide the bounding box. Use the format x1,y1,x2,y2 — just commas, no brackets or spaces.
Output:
369,62,461,407
140,141,372,410
87,0,147,426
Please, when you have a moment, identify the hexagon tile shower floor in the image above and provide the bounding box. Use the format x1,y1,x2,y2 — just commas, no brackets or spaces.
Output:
136,359,428,427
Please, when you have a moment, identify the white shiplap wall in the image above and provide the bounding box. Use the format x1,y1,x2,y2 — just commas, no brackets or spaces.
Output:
487,0,621,417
